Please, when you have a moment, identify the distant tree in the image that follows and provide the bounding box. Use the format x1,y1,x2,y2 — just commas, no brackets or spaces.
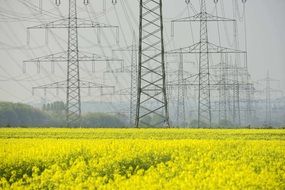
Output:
43,101,65,114
42,104,47,111
189,120,210,128
0,102,51,127
46,103,51,111
219,120,234,128
82,113,126,128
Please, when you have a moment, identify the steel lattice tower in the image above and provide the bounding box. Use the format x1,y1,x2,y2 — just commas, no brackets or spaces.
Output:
258,71,282,126
197,0,211,127
130,32,138,125
242,0,253,125
232,7,241,126
169,0,245,128
176,52,186,126
25,0,119,127
218,54,229,124
265,71,272,126
136,0,170,127
66,0,81,126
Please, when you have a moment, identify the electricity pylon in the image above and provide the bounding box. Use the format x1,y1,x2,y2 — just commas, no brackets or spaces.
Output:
218,54,229,124
262,71,276,126
265,71,272,126
136,0,170,127
177,51,186,126
170,0,245,127
257,71,282,126
130,32,138,125
25,0,119,127
110,32,138,125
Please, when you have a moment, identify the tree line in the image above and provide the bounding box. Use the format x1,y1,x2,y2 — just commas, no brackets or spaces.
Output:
0,101,127,127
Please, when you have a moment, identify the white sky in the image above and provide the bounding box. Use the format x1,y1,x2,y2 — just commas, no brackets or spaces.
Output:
0,0,284,103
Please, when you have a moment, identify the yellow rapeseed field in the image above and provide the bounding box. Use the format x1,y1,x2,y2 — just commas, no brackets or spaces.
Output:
0,128,284,189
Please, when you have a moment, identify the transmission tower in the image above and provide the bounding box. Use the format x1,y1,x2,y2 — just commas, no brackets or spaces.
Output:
164,54,194,126
25,0,120,127
176,51,186,126
136,0,170,127
265,71,272,126
240,0,253,125
197,0,211,128
109,32,138,125
232,3,242,126
218,54,229,124
130,32,138,125
257,71,282,126
170,0,245,127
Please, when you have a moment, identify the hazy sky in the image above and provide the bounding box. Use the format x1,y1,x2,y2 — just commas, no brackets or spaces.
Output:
0,0,284,103
246,0,285,90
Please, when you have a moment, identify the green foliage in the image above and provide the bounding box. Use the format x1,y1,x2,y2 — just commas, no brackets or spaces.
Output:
189,120,210,128
218,119,234,127
0,102,51,126
42,101,65,114
0,102,128,127
81,113,126,128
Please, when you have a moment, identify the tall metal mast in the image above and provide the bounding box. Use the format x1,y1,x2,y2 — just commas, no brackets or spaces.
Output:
136,0,170,127
66,0,81,126
198,0,211,127
177,51,186,126
258,71,282,126
25,0,119,127
169,0,245,127
130,32,138,125
265,71,272,126
218,54,229,124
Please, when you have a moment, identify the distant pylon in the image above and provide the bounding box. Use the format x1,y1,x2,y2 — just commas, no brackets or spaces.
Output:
136,0,170,127
177,51,186,126
197,0,211,127
169,0,245,128
66,0,81,126
25,0,119,127
232,5,241,126
130,32,138,125
218,54,228,124
265,71,272,126
258,71,282,126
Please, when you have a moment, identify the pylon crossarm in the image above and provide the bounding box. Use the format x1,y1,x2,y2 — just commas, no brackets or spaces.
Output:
28,18,118,29
211,64,247,70
169,42,246,54
172,12,235,23
79,81,114,89
167,42,200,54
33,80,114,90
24,51,123,63
32,80,67,89
101,88,131,96
208,43,246,54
